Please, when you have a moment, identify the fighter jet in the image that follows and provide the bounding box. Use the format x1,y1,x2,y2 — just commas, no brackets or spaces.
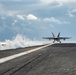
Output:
42,32,71,43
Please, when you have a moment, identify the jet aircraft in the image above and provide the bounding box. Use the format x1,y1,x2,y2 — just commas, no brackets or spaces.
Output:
42,33,71,43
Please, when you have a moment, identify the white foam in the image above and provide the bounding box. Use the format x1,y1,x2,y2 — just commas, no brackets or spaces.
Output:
0,34,50,50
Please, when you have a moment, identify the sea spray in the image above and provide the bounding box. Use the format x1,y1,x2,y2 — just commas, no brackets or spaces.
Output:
0,34,49,50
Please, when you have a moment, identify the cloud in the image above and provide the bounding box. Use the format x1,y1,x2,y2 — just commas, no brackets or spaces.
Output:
0,10,20,17
16,15,25,20
40,0,62,7
40,0,76,4
0,6,38,21
40,0,76,7
26,14,38,20
67,9,76,17
16,14,38,21
0,4,18,17
43,17,70,24
12,20,17,26
43,17,62,24
40,0,54,5
63,21,70,24
57,0,76,3
6,11,16,17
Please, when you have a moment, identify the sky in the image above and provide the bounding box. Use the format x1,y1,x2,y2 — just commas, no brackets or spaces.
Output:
0,0,76,42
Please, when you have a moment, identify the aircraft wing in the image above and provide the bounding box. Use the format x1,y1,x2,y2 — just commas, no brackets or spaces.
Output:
42,37,54,40
59,37,71,40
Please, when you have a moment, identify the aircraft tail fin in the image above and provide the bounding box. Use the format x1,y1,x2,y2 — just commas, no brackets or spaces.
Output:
57,32,60,37
52,33,55,37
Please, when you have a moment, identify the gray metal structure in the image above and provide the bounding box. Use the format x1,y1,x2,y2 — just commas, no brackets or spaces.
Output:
42,33,71,43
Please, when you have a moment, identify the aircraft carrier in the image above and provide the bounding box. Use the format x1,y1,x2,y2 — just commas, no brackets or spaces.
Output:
0,43,76,75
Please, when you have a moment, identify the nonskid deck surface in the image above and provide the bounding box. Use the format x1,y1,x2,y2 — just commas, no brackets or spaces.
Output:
51,43,76,47
0,45,45,58
0,43,76,75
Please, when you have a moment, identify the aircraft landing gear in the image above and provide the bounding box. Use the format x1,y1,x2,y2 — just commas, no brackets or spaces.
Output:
53,40,55,43
59,41,61,43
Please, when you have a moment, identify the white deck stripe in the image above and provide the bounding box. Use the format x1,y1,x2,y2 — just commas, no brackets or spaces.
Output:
0,44,51,64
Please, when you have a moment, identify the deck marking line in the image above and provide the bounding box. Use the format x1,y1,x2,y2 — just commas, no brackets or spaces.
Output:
0,44,52,64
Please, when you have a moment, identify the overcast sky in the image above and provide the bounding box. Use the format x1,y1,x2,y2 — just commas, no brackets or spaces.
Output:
0,0,76,41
